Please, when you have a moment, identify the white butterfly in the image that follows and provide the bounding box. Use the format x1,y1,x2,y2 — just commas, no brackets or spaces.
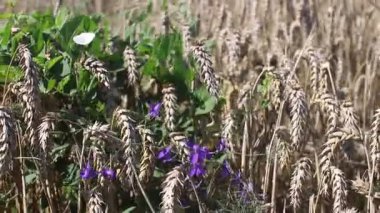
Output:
73,32,95,45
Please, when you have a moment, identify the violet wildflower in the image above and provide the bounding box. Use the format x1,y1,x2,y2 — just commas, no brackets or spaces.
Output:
80,163,98,180
100,168,116,180
148,102,161,118
216,138,228,152
189,163,207,177
187,140,211,177
219,161,232,179
157,146,173,163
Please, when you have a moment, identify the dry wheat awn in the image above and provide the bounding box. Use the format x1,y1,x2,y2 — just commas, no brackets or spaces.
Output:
161,166,184,213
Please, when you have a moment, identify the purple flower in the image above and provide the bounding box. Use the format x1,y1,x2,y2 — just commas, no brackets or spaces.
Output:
219,161,232,179
100,168,116,180
189,163,206,177
80,163,98,180
231,171,244,187
187,140,211,177
157,146,173,163
148,102,161,118
216,138,228,152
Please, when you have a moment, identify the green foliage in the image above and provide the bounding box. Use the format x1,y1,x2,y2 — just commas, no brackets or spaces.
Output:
0,5,237,212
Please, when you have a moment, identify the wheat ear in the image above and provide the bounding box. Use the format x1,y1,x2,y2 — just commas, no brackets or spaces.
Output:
83,57,111,89
38,113,56,154
191,42,220,97
161,166,184,213
162,85,177,132
113,108,138,191
340,100,361,135
319,129,361,196
87,191,106,213
289,157,312,209
17,44,41,145
137,125,155,183
0,107,16,173
123,46,139,86
331,166,348,213
370,109,380,174
285,79,308,151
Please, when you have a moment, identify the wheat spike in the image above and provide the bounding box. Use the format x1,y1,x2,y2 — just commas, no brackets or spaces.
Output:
277,134,292,171
226,30,241,74
289,157,312,209
87,191,106,213
285,79,308,151
162,85,177,131
0,107,16,173
17,44,41,146
340,100,361,135
268,74,283,112
191,43,220,97
182,24,192,57
331,166,347,213
137,125,155,183
38,113,56,153
83,57,111,89
221,111,237,157
314,92,339,134
113,108,138,190
370,109,380,174
319,129,361,196
161,166,184,213
84,122,116,144
123,46,139,86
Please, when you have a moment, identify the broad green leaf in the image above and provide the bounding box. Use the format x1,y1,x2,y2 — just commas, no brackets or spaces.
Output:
194,87,218,115
46,55,63,71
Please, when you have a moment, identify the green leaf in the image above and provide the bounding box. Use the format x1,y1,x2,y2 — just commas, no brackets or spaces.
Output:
55,7,70,28
46,79,57,92
194,87,218,115
25,172,38,185
57,75,72,93
122,207,137,213
61,57,71,77
46,55,63,71
0,65,23,83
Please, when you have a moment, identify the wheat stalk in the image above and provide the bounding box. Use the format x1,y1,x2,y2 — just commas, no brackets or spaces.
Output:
83,57,111,89
289,157,312,209
137,125,155,184
191,42,220,97
87,191,106,213
161,11,170,34
0,107,16,173
123,46,139,86
162,85,177,132
161,166,184,213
